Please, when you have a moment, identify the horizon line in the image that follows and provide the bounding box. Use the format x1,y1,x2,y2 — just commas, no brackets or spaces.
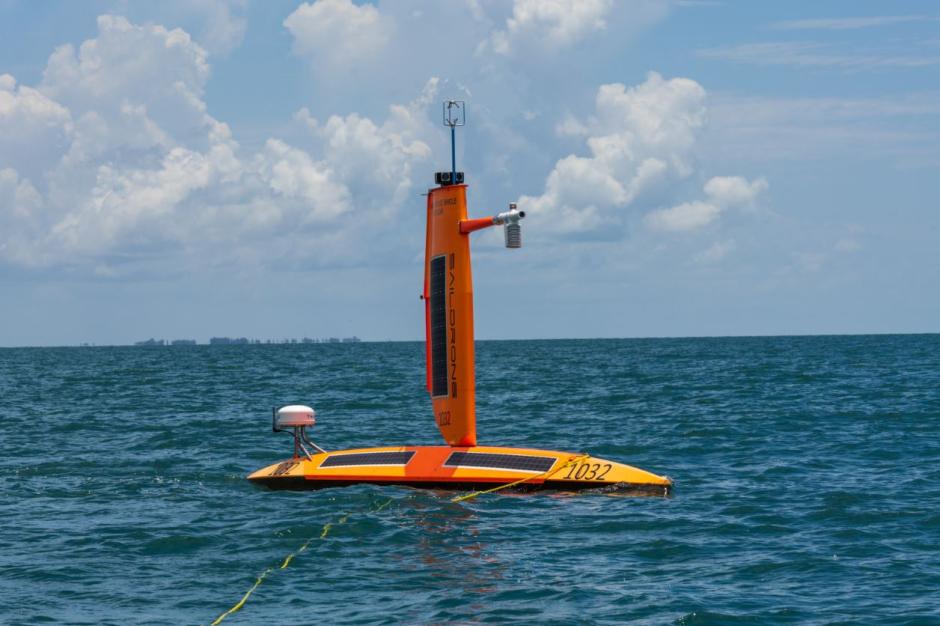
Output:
2,330,939,349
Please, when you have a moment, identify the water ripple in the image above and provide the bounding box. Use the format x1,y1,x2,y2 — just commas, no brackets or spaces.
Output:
2,336,939,624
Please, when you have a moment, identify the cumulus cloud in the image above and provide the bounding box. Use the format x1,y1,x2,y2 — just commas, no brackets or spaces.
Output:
50,147,214,256
0,10,763,276
645,200,720,232
0,169,44,265
703,175,768,208
482,0,670,57
295,78,438,212
0,74,73,180
695,239,735,263
284,0,392,68
257,139,350,222
645,175,767,231
166,0,248,56
0,15,438,272
517,72,707,234
112,0,249,56
489,0,613,55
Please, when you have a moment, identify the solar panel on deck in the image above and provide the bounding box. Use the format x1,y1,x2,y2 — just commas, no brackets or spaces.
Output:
429,255,448,397
444,452,555,473
320,451,415,467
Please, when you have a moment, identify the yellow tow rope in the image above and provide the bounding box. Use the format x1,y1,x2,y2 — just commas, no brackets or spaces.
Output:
211,457,583,623
209,498,392,626
451,453,589,503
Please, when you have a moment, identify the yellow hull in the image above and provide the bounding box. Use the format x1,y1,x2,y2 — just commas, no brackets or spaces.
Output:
248,445,672,496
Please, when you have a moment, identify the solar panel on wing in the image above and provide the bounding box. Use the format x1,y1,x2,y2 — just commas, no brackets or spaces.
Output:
320,451,416,467
444,452,555,473
429,255,448,397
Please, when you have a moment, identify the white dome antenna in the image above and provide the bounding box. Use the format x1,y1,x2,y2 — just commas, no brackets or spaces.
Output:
273,404,326,459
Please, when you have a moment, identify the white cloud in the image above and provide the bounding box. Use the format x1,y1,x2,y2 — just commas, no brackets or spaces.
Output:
42,15,210,102
111,0,249,56
0,15,438,272
257,139,350,222
0,168,44,266
284,0,392,68
49,147,214,256
294,77,438,214
695,239,735,263
41,15,211,139
169,0,247,56
772,15,931,31
0,74,73,179
482,0,670,57
489,0,613,55
517,72,707,234
645,175,767,232
0,11,760,275
698,41,940,70
704,175,767,207
645,200,719,232
0,168,41,217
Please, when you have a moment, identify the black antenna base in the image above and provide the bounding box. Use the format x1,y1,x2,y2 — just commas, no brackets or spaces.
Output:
435,171,464,186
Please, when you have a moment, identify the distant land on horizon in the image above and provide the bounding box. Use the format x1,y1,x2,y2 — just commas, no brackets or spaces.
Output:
1,331,938,349
130,336,362,347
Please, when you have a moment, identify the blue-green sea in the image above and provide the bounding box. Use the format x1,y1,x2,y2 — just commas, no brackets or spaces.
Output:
2,336,939,625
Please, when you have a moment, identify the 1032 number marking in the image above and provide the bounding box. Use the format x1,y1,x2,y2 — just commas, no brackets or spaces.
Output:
563,462,612,481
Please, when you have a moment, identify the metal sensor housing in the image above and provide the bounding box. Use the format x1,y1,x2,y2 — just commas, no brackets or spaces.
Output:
494,203,526,249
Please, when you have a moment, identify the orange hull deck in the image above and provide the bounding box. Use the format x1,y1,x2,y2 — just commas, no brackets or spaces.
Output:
248,445,672,496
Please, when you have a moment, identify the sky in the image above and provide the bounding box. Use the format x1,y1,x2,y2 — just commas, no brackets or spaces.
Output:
0,0,938,346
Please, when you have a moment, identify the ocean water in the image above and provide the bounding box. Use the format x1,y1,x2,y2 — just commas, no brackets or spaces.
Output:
2,336,939,625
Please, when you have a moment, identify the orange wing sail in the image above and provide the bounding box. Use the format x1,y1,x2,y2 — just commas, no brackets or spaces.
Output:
424,183,477,446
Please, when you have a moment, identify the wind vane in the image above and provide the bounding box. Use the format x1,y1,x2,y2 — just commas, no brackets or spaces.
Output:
443,100,465,185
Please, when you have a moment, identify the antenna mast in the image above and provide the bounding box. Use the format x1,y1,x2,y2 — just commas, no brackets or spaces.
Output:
443,100,465,185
